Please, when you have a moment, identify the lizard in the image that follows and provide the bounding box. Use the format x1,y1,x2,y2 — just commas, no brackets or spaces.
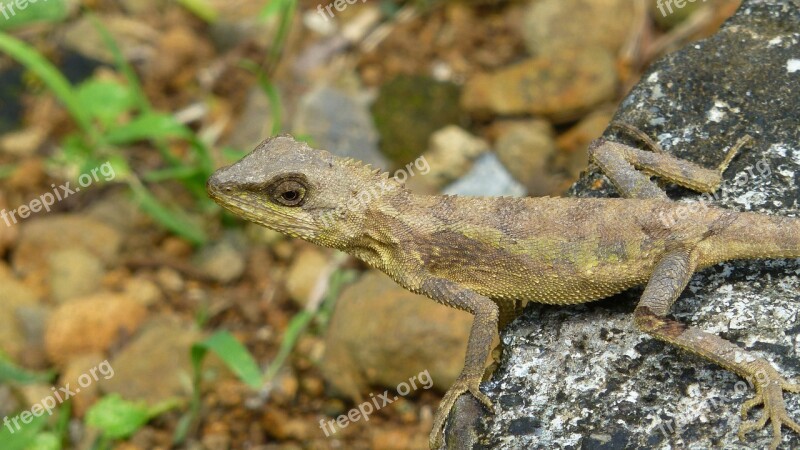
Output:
206,125,800,449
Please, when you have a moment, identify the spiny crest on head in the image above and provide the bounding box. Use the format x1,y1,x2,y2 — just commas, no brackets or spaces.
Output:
336,156,403,188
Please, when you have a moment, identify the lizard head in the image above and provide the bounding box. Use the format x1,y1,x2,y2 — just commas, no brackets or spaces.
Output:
207,135,403,248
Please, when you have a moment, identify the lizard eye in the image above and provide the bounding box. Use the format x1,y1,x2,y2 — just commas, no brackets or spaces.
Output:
270,179,307,207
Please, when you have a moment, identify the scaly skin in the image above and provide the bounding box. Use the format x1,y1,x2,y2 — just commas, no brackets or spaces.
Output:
207,132,800,449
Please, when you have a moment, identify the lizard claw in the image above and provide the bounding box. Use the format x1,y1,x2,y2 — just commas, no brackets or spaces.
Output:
428,375,493,449
738,367,800,450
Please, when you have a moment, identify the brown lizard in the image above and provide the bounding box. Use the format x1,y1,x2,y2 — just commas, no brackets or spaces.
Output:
207,126,800,449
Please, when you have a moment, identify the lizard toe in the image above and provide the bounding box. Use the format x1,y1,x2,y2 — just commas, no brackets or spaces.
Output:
782,379,800,393
769,418,783,450
739,412,769,441
741,394,764,419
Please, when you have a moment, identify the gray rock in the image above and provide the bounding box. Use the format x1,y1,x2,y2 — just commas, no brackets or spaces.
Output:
457,1,800,449
444,153,526,198
223,86,278,153
293,85,388,170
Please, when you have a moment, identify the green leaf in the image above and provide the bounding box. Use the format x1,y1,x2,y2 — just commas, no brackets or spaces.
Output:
0,356,55,384
105,113,191,145
0,0,68,31
25,432,60,450
75,80,135,127
85,395,151,439
192,331,263,389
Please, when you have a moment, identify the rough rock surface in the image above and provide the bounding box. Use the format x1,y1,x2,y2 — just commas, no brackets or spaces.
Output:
451,1,800,449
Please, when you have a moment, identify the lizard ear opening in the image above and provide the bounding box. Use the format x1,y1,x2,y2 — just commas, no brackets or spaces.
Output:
269,176,308,207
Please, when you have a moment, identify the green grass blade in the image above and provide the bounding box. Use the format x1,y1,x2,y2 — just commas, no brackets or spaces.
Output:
195,331,263,389
0,0,67,31
176,0,218,22
0,33,99,143
0,355,56,384
89,15,151,113
128,178,207,245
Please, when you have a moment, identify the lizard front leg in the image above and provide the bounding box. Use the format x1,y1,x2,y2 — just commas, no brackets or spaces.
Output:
635,249,800,449
417,277,498,449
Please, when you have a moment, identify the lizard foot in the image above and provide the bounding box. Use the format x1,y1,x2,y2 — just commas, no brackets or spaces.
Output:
738,366,800,450
428,375,493,449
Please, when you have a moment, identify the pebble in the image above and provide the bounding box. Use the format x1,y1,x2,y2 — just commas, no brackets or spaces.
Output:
13,215,123,281
0,266,42,361
99,318,204,405
461,48,617,123
195,236,247,284
321,271,471,401
494,120,562,195
48,248,105,303
443,152,526,197
521,0,636,55
406,126,489,194
285,247,331,308
44,293,147,366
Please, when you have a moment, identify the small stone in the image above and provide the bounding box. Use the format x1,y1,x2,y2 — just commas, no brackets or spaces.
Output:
98,318,201,405
59,353,108,417
406,126,489,194
44,294,147,366
321,271,471,400
261,406,313,441
285,247,330,308
521,0,635,55
85,191,143,234
14,305,51,369
123,276,163,307
461,48,617,123
62,15,159,64
271,370,300,406
372,427,426,450
0,268,42,360
195,237,246,284
443,153,526,197
494,120,562,195
13,215,123,281
49,248,105,303
16,384,53,411
155,267,184,293
0,126,47,156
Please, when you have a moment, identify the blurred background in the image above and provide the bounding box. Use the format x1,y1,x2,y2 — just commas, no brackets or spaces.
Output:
0,0,742,449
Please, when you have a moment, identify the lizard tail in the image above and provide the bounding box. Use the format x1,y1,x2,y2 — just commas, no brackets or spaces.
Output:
704,212,800,262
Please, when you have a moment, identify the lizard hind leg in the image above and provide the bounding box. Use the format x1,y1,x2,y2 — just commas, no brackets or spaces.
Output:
590,124,753,199
634,249,800,450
